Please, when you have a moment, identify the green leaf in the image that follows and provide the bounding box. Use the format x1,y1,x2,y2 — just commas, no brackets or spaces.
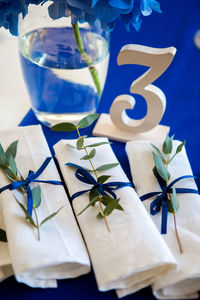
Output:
86,142,111,148
95,163,119,172
81,148,96,160
89,187,99,203
97,212,104,219
77,197,99,215
104,198,121,216
151,143,166,163
40,206,63,227
0,143,6,166
163,134,175,155
97,175,111,184
5,140,18,161
77,113,99,129
51,122,77,132
8,155,17,176
0,228,7,243
32,186,41,208
101,196,124,211
170,140,186,163
76,137,84,150
176,140,186,154
168,188,179,213
67,144,77,149
15,198,37,228
153,152,170,181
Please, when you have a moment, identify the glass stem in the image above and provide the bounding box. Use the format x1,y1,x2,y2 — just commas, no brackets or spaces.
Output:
72,21,102,98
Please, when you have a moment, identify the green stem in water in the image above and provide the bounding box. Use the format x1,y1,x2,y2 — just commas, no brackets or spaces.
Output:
72,21,102,98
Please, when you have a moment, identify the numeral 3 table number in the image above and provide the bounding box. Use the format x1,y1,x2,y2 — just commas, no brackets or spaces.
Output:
93,44,176,142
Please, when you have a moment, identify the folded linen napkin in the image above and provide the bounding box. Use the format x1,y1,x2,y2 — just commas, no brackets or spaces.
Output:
126,140,200,299
0,125,90,288
0,211,13,282
54,137,176,296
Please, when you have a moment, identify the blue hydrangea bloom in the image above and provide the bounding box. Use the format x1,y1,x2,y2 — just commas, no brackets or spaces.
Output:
48,0,161,31
0,0,161,35
0,0,44,35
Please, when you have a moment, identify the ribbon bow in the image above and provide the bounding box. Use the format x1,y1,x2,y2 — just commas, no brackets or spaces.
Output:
0,157,62,216
66,162,132,200
140,172,200,234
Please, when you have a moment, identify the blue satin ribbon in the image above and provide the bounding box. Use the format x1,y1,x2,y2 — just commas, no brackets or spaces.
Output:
0,157,62,216
140,172,200,234
66,162,133,200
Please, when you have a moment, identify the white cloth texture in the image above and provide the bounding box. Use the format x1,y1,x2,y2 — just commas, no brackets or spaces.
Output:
0,210,13,282
0,125,90,288
54,137,176,296
126,140,200,299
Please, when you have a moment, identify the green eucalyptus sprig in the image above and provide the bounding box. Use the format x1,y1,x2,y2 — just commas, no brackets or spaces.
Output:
152,134,185,253
52,113,124,232
0,141,62,242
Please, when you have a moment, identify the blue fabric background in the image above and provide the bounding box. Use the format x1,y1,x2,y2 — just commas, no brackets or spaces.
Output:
2,0,200,299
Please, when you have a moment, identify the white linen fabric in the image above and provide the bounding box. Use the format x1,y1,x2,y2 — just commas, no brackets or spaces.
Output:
126,140,200,299
54,138,176,296
0,125,90,288
0,210,13,282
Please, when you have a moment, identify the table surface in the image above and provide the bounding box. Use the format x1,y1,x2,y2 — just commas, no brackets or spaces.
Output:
2,1,200,299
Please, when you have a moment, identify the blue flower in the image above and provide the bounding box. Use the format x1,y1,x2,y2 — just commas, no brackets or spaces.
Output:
48,0,161,31
0,0,161,35
0,0,28,35
0,0,44,35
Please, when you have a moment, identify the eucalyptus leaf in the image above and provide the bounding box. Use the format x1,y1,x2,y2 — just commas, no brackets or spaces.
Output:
0,228,7,243
77,137,84,150
151,143,166,163
8,155,17,176
51,122,77,132
86,142,111,148
176,140,186,154
95,163,119,172
77,197,99,215
97,212,104,219
153,152,170,181
89,187,99,203
170,140,186,163
97,175,111,184
32,186,41,208
81,148,96,160
67,144,77,149
15,198,37,228
163,134,175,154
104,198,121,216
40,206,63,226
102,196,124,211
5,140,18,161
168,188,179,213
0,143,6,166
77,113,99,129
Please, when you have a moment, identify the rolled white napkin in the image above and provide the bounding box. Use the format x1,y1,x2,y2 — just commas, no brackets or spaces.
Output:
0,212,13,282
54,137,176,296
126,140,200,299
0,125,90,288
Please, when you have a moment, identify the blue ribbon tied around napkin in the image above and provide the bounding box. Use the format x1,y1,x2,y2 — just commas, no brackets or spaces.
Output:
140,171,200,234
66,162,133,200
0,157,62,216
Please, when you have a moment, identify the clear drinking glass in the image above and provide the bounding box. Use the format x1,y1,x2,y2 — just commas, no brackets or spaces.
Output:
18,3,110,127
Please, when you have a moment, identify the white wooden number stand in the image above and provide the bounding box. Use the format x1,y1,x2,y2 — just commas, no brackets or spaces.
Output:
93,44,176,142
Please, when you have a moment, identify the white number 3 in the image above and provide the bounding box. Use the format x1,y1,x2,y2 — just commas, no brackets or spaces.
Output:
110,45,176,133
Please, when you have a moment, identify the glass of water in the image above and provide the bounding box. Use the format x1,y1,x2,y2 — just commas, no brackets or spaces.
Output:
18,3,110,127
